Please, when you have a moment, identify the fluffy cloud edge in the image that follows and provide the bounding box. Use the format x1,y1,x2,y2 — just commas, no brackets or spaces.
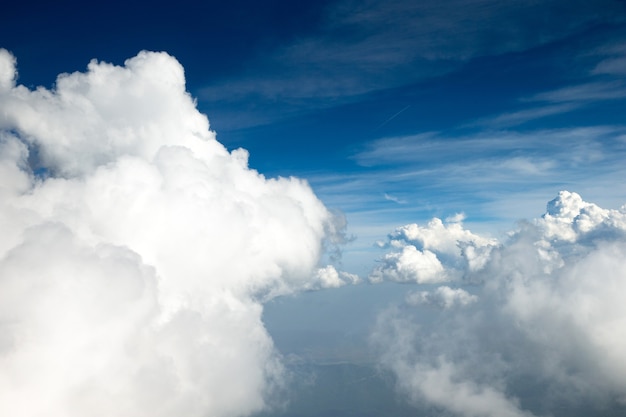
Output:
0,48,349,417
371,191,626,417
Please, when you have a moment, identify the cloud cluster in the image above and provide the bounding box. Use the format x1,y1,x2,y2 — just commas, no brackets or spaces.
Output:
372,191,626,417
369,214,497,284
0,49,347,417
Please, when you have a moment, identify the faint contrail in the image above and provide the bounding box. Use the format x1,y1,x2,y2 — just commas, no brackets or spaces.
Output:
376,105,411,129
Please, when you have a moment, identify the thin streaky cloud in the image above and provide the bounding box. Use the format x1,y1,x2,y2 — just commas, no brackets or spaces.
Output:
527,80,626,103
376,105,411,129
384,193,406,204
468,103,580,128
353,126,623,166
593,56,626,75
199,0,626,128
591,42,626,75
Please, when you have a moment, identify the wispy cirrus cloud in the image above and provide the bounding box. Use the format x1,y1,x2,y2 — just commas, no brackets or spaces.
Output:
384,193,406,204
326,128,626,217
352,127,621,169
528,80,626,103
470,103,582,128
593,56,626,75
591,41,626,75
467,36,626,129
470,80,626,128
199,0,626,128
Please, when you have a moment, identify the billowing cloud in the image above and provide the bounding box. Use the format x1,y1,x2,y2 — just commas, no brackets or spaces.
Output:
369,214,497,283
370,245,447,284
372,191,626,417
0,49,345,417
310,265,360,289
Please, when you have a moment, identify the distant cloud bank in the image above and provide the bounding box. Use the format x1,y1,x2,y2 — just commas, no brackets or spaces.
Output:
372,191,626,416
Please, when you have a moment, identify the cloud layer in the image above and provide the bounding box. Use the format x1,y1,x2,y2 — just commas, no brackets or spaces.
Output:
372,191,626,417
0,49,346,417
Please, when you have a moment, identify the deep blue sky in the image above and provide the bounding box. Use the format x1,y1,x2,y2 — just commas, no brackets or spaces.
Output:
3,0,626,328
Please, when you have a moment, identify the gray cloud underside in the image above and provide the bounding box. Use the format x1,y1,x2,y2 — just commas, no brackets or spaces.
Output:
371,191,626,417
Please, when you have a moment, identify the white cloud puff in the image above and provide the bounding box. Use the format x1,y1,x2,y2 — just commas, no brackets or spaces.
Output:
372,191,626,417
406,286,477,309
369,214,497,283
309,265,360,289
370,246,446,284
0,49,342,417
539,190,626,242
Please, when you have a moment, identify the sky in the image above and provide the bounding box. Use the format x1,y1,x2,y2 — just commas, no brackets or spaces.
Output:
2,1,626,416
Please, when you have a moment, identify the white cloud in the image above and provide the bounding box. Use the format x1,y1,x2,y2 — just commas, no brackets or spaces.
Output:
473,66,626,129
372,191,626,416
592,43,626,75
406,286,478,309
528,81,626,103
383,192,405,204
0,50,215,177
309,265,361,289
471,103,580,128
385,354,533,417
369,216,497,284
370,245,447,284
0,49,343,417
339,125,626,243
539,190,626,242
593,57,626,75
353,127,624,168
0,49,16,91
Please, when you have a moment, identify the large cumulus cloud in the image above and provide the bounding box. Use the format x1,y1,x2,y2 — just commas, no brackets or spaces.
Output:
372,191,626,417
0,49,349,417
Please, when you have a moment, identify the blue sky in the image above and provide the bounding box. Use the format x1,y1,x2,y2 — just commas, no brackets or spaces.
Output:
2,1,626,416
